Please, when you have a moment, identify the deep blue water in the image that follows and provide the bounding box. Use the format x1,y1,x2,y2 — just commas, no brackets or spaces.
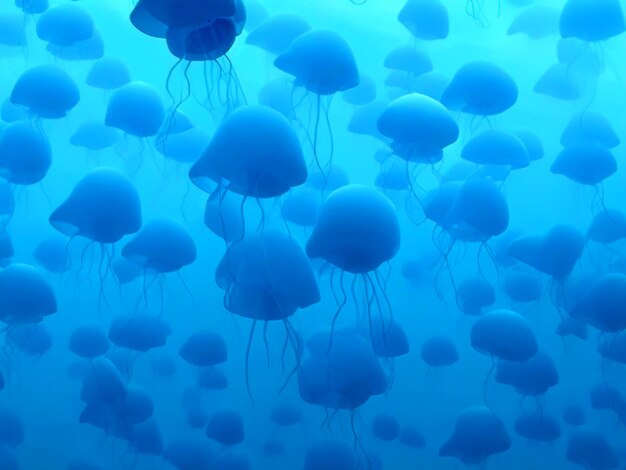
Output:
0,0,626,469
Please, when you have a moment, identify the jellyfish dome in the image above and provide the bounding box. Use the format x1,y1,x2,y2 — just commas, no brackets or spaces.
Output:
86,58,132,90
457,277,496,315
165,18,239,62
189,105,306,197
399,427,426,449
0,13,26,47
163,437,214,470
178,331,227,367
205,410,244,446
69,326,110,359
11,65,80,119
105,82,165,138
398,0,449,40
15,0,49,15
439,406,511,465
377,93,459,163
372,414,400,441
122,218,196,274
421,336,459,367
461,129,530,169
368,317,410,358
70,121,121,152
49,168,142,244
550,143,617,185
134,0,237,31
36,3,94,47
495,351,559,395
507,6,559,39
246,13,311,55
566,428,619,469
108,313,171,352
588,209,626,244
383,45,433,77
514,412,561,442
470,310,538,361
0,121,51,185
0,263,56,325
274,29,359,96
561,111,620,149
559,0,625,42
307,185,400,274
512,128,544,161
570,273,626,333
441,61,518,116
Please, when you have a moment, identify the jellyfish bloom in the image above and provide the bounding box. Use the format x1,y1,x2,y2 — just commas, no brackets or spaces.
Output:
203,191,244,243
514,412,561,442
258,77,297,120
566,428,619,469
570,273,626,333
70,121,121,151
86,58,132,90
377,93,459,163
306,185,400,273
398,0,449,40
372,414,400,441
105,82,165,138
11,65,80,119
590,384,624,412
561,111,620,149
274,29,359,96
368,317,410,358
205,410,244,446
507,6,559,39
46,28,105,62
189,106,306,197
122,218,196,274
15,0,48,14
440,406,511,465
348,98,388,141
130,419,163,455
559,0,625,42
0,121,51,185
7,323,52,356
550,143,617,185
36,3,93,47
108,313,171,352
69,326,110,359
0,406,24,448
471,310,538,362
421,336,459,367
534,63,584,101
495,351,559,395
281,186,320,228
178,331,227,367
598,332,626,364
441,61,518,116
197,367,228,391
0,263,56,325
246,13,311,55
461,130,530,169
49,168,142,244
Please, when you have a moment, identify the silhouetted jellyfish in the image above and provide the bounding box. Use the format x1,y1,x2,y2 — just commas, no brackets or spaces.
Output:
457,277,496,315
347,98,388,141
304,440,359,470
130,419,163,456
598,332,626,365
15,0,48,14
108,313,171,353
258,77,297,120
375,162,411,192
179,331,227,367
270,402,302,426
512,128,544,162
214,451,251,470
461,129,530,169
281,186,320,228
507,6,559,39
472,309,537,360
7,322,51,356
105,82,165,138
563,405,586,426
590,384,624,414
10,65,80,119
197,366,228,391
398,0,449,40
570,273,626,333
384,45,433,78
369,317,410,358
112,258,142,285
86,58,132,90
1,100,28,125
441,61,518,122
263,439,284,458
0,231,13,267
46,27,104,62
371,413,400,441
0,121,51,185
0,263,56,326
205,409,244,446
243,0,268,31
246,13,311,54
439,406,511,465
558,37,605,77
495,350,559,396
556,315,589,340
551,142,616,186
0,13,26,47
534,63,584,101
204,191,244,243
69,325,110,359
70,121,121,151
503,267,543,303
274,29,359,170
421,335,459,367
155,126,210,164
587,209,626,244
36,3,93,46
560,0,625,42
378,93,459,164
566,428,619,469
514,412,561,442
399,427,426,449
163,437,213,469
308,165,349,193
0,407,24,448
561,111,620,149
342,74,376,106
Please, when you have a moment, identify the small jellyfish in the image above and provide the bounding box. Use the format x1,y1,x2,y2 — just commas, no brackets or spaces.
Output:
461,129,530,169
86,58,132,90
371,414,400,441
304,440,359,470
495,350,559,396
550,142,617,186
70,121,121,152
559,0,625,42
0,263,56,326
398,0,449,40
36,3,94,47
399,427,426,449
205,409,244,446
570,273,626,333
421,336,459,367
456,277,496,315
178,331,227,367
246,13,311,55
69,325,110,359
534,63,584,101
7,323,52,357
0,406,24,448
108,313,171,353
163,437,213,470
514,412,561,443
105,82,165,138
561,111,620,149
471,309,538,362
566,428,619,469
0,121,51,185
507,6,559,39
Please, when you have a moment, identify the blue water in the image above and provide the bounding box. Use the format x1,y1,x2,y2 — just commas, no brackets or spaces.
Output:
0,0,625,468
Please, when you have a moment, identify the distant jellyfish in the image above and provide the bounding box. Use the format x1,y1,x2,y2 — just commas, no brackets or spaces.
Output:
559,0,625,42
0,231,13,267
0,121,51,185
561,111,620,149
0,263,56,326
203,191,245,244
205,409,244,446
7,322,52,357
503,267,543,304
348,98,389,141
507,6,559,39
15,0,49,15
304,440,358,470
471,310,538,362
421,336,459,367
86,58,132,91
130,419,163,456
306,185,400,339
587,209,626,244
246,13,311,55
10,65,80,119
461,129,530,170
514,412,561,443
69,325,110,359
570,273,626,333
383,45,433,92
243,0,268,31
46,27,105,62
398,0,449,40
197,366,228,391
512,128,544,162
274,29,359,171
495,350,559,396
155,126,210,164
0,13,26,47
105,82,165,138
178,331,227,367
36,3,94,47
399,426,426,449
342,73,376,106
270,402,302,426
108,313,171,353
368,317,410,359
258,77,297,121
70,121,121,152
371,414,400,441
534,63,585,101
550,142,617,186
281,186,320,228
597,331,626,365
566,428,619,469
456,277,496,315
563,405,586,426
0,406,24,448
439,406,511,465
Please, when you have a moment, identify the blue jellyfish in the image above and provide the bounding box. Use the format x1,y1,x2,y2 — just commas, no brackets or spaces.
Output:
563,405,586,426
550,142,617,186
270,402,302,426
461,129,530,169
86,58,132,90
384,45,433,80
163,437,213,469
179,331,227,367
439,406,511,465
371,414,400,441
0,231,13,267
503,267,543,303
108,313,171,353
203,191,244,244
243,0,268,31
258,77,298,121
534,63,584,101
561,111,620,149
560,0,625,42
495,350,559,396
342,73,376,106
69,325,110,359
0,121,51,185
10,65,79,119
129,419,163,456
0,13,26,47
0,263,56,326
155,126,210,164
457,277,496,315
246,13,311,55
347,98,389,141
281,186,320,228
368,317,410,358
421,336,459,367
471,310,538,362
105,82,165,138
598,332,626,365
399,427,426,449
514,412,561,443
570,273,626,333
588,209,626,244
36,3,93,47
70,121,121,152
398,0,449,40
205,409,244,446
197,366,228,391
7,322,52,357
507,5,559,39
46,27,104,62
304,440,358,470
566,428,619,469
214,451,251,470
512,128,544,162
590,384,624,413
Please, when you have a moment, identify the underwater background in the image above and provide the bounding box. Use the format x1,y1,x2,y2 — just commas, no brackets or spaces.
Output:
0,0,626,468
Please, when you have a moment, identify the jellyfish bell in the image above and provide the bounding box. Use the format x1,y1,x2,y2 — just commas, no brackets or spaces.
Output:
105,82,165,138
70,121,121,152
570,273,626,333
559,0,625,42
0,263,56,325
36,3,94,47
566,428,620,469
421,336,459,367
86,58,132,90
550,142,617,185
0,121,51,185
398,0,449,40
514,412,561,442
165,18,238,62
561,111,620,149
495,350,559,396
246,13,311,55
461,129,530,169
471,310,538,362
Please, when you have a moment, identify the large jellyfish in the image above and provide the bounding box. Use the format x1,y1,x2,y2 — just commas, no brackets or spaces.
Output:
35,3,93,47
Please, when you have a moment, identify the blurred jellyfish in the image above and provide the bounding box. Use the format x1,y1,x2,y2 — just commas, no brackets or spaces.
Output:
86,58,132,91
398,0,449,40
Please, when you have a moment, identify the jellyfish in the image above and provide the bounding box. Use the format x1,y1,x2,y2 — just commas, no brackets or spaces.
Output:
421,336,459,367
347,98,389,141
507,6,559,39
178,331,227,367
563,405,586,426
514,412,561,443
556,315,589,340
163,437,214,470
205,410,244,446
368,317,410,359
439,406,511,465
105,82,165,138
512,128,544,162
495,351,559,396
0,263,56,326
559,0,625,42
304,440,359,470
570,273,626,333
129,419,163,456
274,29,359,171
383,45,433,85
70,121,121,153
86,58,132,90
108,313,171,353
399,427,426,449
590,384,624,413
456,277,496,315
0,121,51,185
550,142,617,186
533,64,584,101
566,428,619,469
203,191,245,244
0,407,24,448
398,0,449,40
0,448,19,470
471,310,538,362
197,366,228,391
155,126,210,164
561,111,620,149
371,414,400,441
214,451,251,470
461,129,530,169
69,325,110,359
587,209,626,244
10,65,80,119
342,73,376,106
7,323,52,357
270,402,302,426
281,186,320,228
46,27,104,62
246,13,311,55
36,3,93,47
0,13,26,47
503,267,543,303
